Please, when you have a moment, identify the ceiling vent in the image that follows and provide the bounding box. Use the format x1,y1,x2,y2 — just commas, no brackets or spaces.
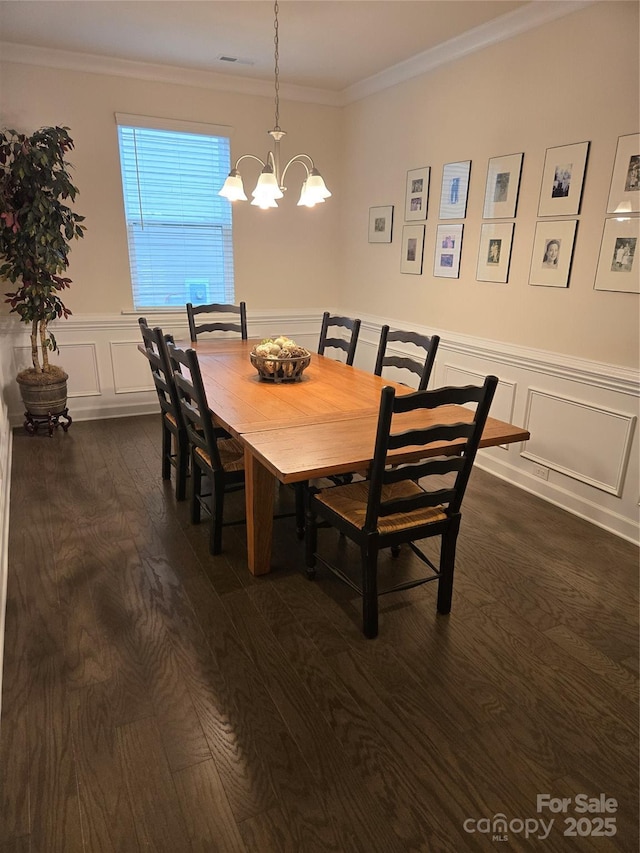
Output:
217,56,254,66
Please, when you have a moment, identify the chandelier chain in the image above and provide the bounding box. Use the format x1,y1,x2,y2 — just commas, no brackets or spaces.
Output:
273,0,280,131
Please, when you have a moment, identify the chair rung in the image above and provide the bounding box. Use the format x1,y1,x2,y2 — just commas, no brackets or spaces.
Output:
406,541,439,573
313,551,438,597
313,554,363,594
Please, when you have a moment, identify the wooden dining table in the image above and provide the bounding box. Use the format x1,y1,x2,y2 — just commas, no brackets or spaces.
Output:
172,338,530,576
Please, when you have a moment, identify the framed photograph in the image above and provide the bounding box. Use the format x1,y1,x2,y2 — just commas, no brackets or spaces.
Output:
400,225,425,274
537,141,589,217
404,166,430,221
483,152,524,219
368,205,394,243
594,217,639,293
439,160,471,219
433,223,464,278
529,219,578,288
476,222,515,283
606,133,640,214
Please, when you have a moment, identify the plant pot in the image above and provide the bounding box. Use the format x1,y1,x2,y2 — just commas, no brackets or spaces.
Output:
17,368,68,416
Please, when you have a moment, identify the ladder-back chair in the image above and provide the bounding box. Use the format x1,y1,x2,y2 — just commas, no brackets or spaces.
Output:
167,342,246,555
374,326,440,391
317,312,361,365
187,301,248,342
138,317,188,501
305,376,498,637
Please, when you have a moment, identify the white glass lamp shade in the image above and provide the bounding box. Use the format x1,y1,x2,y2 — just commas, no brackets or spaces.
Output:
251,168,284,204
301,169,331,204
297,180,324,207
251,195,279,209
218,170,247,201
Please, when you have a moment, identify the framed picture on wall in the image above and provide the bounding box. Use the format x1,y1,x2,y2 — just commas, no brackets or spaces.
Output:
482,152,523,219
368,205,394,243
606,133,640,214
528,219,577,287
404,166,430,221
594,217,639,293
537,141,590,217
476,222,514,283
438,160,471,219
434,223,464,278
400,224,425,274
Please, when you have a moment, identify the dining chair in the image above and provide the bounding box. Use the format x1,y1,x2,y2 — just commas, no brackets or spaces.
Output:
167,342,246,555
187,301,248,342
138,317,189,501
305,375,498,638
374,326,441,391
317,312,361,365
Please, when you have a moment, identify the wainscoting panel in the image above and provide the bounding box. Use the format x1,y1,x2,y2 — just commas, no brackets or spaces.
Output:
12,343,101,397
111,340,154,394
442,363,517,425
521,388,636,497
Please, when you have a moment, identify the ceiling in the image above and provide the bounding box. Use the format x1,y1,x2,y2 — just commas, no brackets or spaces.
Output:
0,0,545,94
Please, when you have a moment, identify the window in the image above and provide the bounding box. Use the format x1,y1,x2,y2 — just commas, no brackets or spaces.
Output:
116,114,234,309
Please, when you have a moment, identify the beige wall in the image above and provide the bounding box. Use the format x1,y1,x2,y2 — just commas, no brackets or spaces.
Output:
0,1,638,367
0,63,343,314
340,1,639,368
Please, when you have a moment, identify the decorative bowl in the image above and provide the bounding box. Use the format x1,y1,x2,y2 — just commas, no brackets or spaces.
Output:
250,339,311,382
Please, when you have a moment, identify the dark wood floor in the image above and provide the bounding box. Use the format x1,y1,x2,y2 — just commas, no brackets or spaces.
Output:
0,414,637,852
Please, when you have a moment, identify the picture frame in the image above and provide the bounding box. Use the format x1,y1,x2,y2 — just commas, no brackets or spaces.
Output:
476,222,515,283
438,160,471,219
528,219,578,288
368,205,394,243
404,166,430,221
606,133,640,214
537,141,589,217
433,223,464,278
482,152,524,219
400,224,425,274
594,217,639,293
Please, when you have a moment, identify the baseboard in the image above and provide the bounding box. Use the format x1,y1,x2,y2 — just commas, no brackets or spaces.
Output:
476,452,639,546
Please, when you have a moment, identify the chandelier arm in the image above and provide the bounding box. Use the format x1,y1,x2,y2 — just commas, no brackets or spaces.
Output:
233,153,267,171
280,154,314,188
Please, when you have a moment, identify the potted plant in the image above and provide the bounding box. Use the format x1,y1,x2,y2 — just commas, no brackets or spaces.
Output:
0,125,85,431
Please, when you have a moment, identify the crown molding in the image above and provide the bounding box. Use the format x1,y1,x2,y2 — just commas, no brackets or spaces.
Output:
342,0,596,103
0,42,342,107
0,1,596,108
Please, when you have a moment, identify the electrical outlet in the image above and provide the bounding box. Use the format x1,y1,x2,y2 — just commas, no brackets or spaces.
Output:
532,463,549,480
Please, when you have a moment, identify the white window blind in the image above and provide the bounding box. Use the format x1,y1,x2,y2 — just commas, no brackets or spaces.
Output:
116,115,234,309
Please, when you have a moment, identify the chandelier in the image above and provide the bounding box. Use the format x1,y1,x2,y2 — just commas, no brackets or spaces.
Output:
218,1,332,210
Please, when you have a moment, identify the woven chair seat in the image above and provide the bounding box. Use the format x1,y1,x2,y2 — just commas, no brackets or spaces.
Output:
195,438,245,473
315,480,447,534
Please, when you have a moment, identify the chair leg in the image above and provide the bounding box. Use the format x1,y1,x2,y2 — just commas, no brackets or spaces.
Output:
190,456,202,524
361,536,379,639
161,421,172,480
305,504,318,579
437,518,460,615
210,474,225,555
175,432,189,502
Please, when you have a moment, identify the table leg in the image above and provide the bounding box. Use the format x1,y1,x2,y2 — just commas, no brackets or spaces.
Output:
244,448,275,575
